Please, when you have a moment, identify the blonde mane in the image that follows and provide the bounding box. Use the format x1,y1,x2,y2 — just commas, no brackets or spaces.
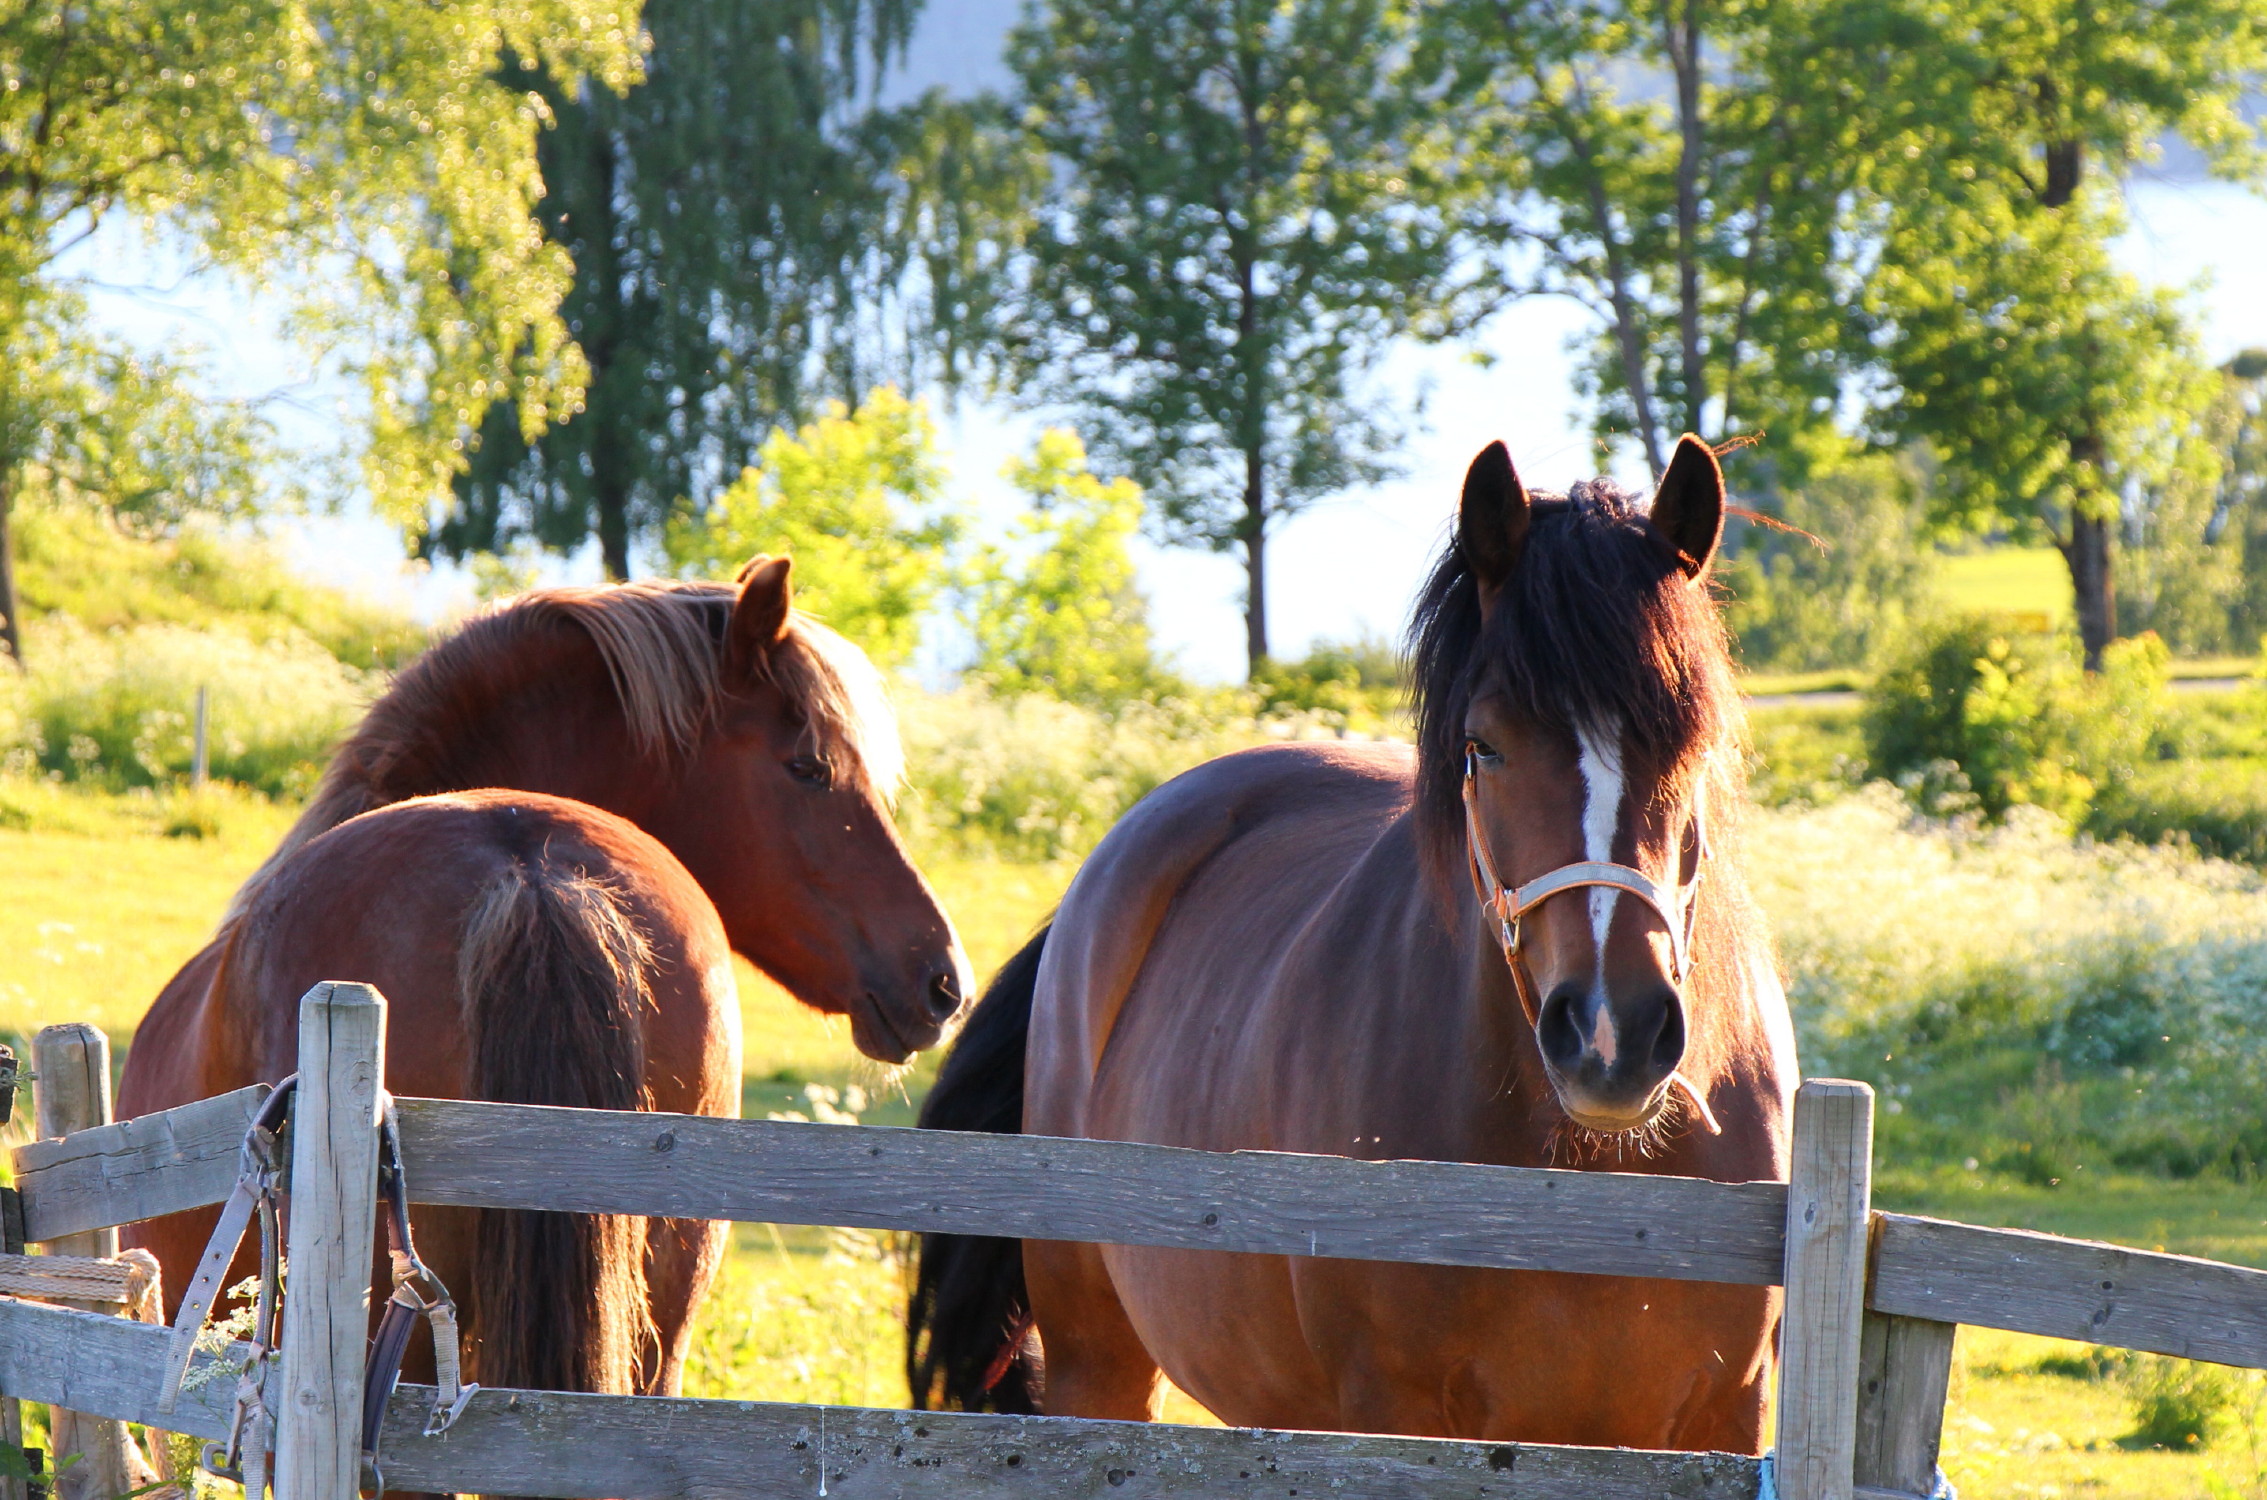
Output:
226,578,902,922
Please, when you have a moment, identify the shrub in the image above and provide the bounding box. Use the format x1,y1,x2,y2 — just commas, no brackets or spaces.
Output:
2124,1356,2240,1450
895,685,1370,864
0,616,375,798
1252,633,1407,732
1862,614,2167,823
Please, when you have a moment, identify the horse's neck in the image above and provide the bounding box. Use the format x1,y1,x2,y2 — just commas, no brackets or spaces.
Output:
224,673,633,923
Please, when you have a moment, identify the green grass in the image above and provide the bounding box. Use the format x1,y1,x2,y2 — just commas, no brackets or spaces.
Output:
1936,547,2072,625
12,778,2267,1494
1740,668,1870,697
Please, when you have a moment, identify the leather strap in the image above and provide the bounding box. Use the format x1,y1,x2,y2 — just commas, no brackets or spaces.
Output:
1461,750,1703,1010
159,1080,293,1415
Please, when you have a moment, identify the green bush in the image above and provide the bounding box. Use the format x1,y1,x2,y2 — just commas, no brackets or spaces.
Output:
1862,614,2167,823
895,685,1367,864
0,617,376,798
2124,1356,2240,1450
1251,633,1407,732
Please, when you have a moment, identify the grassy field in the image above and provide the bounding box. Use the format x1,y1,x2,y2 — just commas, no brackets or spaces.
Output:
8,779,2267,1498
1936,546,2073,624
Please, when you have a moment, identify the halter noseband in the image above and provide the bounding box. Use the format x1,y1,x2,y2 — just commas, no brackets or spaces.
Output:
1460,746,1704,1026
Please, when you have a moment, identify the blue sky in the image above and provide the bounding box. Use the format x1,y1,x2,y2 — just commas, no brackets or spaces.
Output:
58,1,2267,683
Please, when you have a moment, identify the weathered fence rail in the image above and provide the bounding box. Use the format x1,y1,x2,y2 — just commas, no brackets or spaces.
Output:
4,981,2265,1500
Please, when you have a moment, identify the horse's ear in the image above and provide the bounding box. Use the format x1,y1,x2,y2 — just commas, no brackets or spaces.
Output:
1650,435,1724,580
1458,441,1530,596
728,554,793,667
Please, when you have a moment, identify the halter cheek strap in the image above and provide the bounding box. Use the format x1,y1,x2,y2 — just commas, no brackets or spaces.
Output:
1460,749,1704,1026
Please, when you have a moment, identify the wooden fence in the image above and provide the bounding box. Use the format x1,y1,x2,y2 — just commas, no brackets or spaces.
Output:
5,981,2267,1500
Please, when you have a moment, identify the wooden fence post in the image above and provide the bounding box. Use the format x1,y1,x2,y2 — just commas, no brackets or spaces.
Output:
274,984,386,1500
31,1025,145,1500
1853,1310,1957,1498
1775,1079,1875,1500
1,1042,21,1500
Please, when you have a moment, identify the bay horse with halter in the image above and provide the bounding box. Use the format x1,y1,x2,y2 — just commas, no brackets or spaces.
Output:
909,436,1797,1450
119,557,969,1402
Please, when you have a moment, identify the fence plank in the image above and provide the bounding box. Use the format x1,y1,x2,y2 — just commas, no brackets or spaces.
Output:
12,1085,270,1244
1871,1213,2267,1369
362,1387,1764,1500
0,1295,1759,1500
393,1098,1790,1286
1774,1080,1874,1500
0,1041,19,1500
275,984,386,1500
0,1297,236,1441
1852,1313,1954,1498
33,1025,146,1500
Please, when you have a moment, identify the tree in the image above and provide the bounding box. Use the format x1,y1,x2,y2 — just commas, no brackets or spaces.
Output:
1432,0,1869,474
1809,0,2266,667
0,0,643,656
1004,0,1499,674
431,0,937,580
965,429,1167,705
662,387,961,668
2219,350,2267,650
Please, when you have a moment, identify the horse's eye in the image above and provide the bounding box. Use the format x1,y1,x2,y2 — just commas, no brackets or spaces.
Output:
1465,737,1503,766
785,754,832,788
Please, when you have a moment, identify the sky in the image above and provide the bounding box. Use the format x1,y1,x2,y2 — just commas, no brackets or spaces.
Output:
57,2,2267,684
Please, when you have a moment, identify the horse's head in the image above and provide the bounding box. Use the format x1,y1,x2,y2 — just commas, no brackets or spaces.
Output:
646,557,972,1064
1416,435,1739,1135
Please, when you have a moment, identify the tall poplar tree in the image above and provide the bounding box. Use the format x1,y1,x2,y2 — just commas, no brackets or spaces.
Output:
431,0,928,579
1004,0,1499,674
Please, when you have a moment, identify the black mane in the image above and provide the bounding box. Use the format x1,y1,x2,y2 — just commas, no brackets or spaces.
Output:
1405,478,1743,877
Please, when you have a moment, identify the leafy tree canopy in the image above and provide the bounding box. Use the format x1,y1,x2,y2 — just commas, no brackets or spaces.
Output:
431,0,984,579
0,0,645,660
662,387,961,668
965,428,1167,706
1002,0,1501,674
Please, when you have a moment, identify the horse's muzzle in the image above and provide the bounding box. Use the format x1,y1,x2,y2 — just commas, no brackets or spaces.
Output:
1535,980,1687,1129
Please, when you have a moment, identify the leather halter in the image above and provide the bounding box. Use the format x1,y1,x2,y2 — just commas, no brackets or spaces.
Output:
1461,746,1703,1025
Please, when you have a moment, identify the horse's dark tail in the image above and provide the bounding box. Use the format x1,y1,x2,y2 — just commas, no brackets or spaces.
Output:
459,860,658,1395
907,924,1047,1413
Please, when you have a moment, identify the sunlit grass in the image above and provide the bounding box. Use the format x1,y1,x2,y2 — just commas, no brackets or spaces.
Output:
1935,547,2071,624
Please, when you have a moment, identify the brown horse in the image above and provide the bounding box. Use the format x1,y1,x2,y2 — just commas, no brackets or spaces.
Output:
120,558,969,1400
909,436,1797,1452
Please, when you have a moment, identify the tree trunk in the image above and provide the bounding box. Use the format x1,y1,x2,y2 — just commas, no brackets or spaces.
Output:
2059,512,2116,671
0,474,21,668
595,486,631,580
1243,446,1268,675
1666,0,1707,436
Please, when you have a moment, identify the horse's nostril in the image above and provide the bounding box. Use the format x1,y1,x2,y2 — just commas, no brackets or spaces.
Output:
1536,985,1586,1072
1650,992,1687,1072
924,970,963,1023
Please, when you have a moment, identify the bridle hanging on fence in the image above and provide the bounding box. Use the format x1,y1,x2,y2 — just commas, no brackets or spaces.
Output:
154,1079,475,1500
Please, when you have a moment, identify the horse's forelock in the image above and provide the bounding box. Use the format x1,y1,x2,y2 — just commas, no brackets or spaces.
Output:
1407,479,1745,886
763,616,905,802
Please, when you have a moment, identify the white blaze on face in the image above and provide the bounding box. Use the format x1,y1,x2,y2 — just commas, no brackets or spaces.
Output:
1577,723,1626,1063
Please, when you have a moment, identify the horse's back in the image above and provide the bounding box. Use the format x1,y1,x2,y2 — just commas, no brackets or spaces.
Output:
1028,741,1420,1143
221,790,734,1098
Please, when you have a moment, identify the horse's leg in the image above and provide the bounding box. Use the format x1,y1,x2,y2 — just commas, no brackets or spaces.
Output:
640,1217,727,1396
1023,1240,1164,1420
